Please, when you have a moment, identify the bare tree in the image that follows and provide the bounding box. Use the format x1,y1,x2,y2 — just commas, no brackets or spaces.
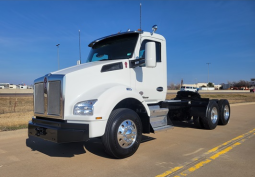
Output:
227,80,250,89
168,83,181,90
168,83,176,90
175,84,181,90
233,80,250,87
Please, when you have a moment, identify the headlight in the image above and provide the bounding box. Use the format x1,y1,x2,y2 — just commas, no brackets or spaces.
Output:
73,99,97,115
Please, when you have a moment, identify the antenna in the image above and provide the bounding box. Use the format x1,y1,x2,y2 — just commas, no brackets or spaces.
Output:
140,3,142,30
79,30,81,64
56,44,60,70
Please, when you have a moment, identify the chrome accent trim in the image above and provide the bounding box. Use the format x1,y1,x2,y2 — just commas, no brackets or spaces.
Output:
151,25,158,34
164,100,181,102
153,125,173,132
149,105,169,128
88,31,143,47
34,74,65,120
117,119,137,149
224,105,230,121
211,107,218,124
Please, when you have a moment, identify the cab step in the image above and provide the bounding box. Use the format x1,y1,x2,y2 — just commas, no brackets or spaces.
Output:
149,105,172,131
153,125,173,132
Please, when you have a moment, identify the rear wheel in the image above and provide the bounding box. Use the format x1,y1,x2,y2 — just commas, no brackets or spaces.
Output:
218,99,230,125
102,108,142,159
201,101,219,129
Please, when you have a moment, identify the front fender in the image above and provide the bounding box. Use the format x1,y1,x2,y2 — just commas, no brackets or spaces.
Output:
94,85,150,120
64,84,150,138
65,84,150,120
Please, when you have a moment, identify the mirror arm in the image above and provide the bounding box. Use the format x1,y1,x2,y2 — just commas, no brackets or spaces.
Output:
129,58,145,68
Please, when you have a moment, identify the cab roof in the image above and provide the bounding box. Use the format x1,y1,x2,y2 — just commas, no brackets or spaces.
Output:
88,31,165,47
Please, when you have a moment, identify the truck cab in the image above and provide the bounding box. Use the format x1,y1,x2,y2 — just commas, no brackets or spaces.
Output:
28,26,230,159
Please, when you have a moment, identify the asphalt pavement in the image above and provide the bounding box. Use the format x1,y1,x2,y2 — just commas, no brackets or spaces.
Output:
0,103,254,177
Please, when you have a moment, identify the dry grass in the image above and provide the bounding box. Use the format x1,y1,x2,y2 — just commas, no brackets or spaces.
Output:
200,93,255,104
0,96,33,114
0,96,33,131
0,93,254,131
0,111,33,131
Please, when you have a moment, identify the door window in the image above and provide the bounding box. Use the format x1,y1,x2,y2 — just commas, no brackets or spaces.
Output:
139,40,161,62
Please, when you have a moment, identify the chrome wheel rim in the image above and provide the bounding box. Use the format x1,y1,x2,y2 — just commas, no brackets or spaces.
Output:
224,105,230,121
211,107,218,124
117,120,137,149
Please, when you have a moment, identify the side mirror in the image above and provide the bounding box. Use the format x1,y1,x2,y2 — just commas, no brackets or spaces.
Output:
145,42,156,68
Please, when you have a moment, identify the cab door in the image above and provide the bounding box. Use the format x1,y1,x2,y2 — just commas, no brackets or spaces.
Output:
130,38,167,104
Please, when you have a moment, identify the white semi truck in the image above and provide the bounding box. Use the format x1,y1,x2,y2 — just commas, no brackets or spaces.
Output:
28,26,230,158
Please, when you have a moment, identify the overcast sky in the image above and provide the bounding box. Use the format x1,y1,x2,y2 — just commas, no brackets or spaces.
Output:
0,0,254,85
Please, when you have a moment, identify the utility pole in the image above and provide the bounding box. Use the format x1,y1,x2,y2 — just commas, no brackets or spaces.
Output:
56,44,60,70
206,63,211,90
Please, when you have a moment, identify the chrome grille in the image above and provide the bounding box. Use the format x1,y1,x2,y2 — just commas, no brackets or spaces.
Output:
48,81,61,115
34,83,44,114
34,74,64,119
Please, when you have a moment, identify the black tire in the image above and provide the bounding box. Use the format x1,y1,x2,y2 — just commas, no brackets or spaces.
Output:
102,108,142,159
201,101,219,130
218,99,230,125
193,116,204,129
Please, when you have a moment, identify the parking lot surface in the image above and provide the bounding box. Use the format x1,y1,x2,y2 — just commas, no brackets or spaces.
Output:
0,103,254,177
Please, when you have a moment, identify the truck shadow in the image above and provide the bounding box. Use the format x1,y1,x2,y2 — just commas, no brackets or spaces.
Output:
26,135,155,159
26,136,87,158
84,135,155,158
171,121,202,129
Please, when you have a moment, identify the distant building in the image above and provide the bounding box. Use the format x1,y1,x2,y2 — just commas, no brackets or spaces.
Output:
182,83,208,88
0,83,10,89
0,83,32,89
222,83,231,90
182,83,221,90
9,84,17,89
19,85,28,89
214,84,222,90
250,78,255,87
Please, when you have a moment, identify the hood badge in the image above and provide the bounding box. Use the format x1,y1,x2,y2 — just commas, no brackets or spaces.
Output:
44,77,47,92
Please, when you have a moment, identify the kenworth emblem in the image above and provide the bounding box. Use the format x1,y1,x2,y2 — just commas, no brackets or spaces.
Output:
43,77,47,93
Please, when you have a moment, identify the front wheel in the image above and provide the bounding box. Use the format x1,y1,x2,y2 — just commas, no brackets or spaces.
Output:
102,108,142,159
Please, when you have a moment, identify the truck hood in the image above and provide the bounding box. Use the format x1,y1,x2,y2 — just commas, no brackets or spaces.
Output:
58,59,131,117
51,60,123,75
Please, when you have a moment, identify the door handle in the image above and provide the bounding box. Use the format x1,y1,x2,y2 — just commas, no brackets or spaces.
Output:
157,87,163,92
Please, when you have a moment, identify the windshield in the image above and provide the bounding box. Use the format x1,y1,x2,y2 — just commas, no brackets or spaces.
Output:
86,33,139,62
